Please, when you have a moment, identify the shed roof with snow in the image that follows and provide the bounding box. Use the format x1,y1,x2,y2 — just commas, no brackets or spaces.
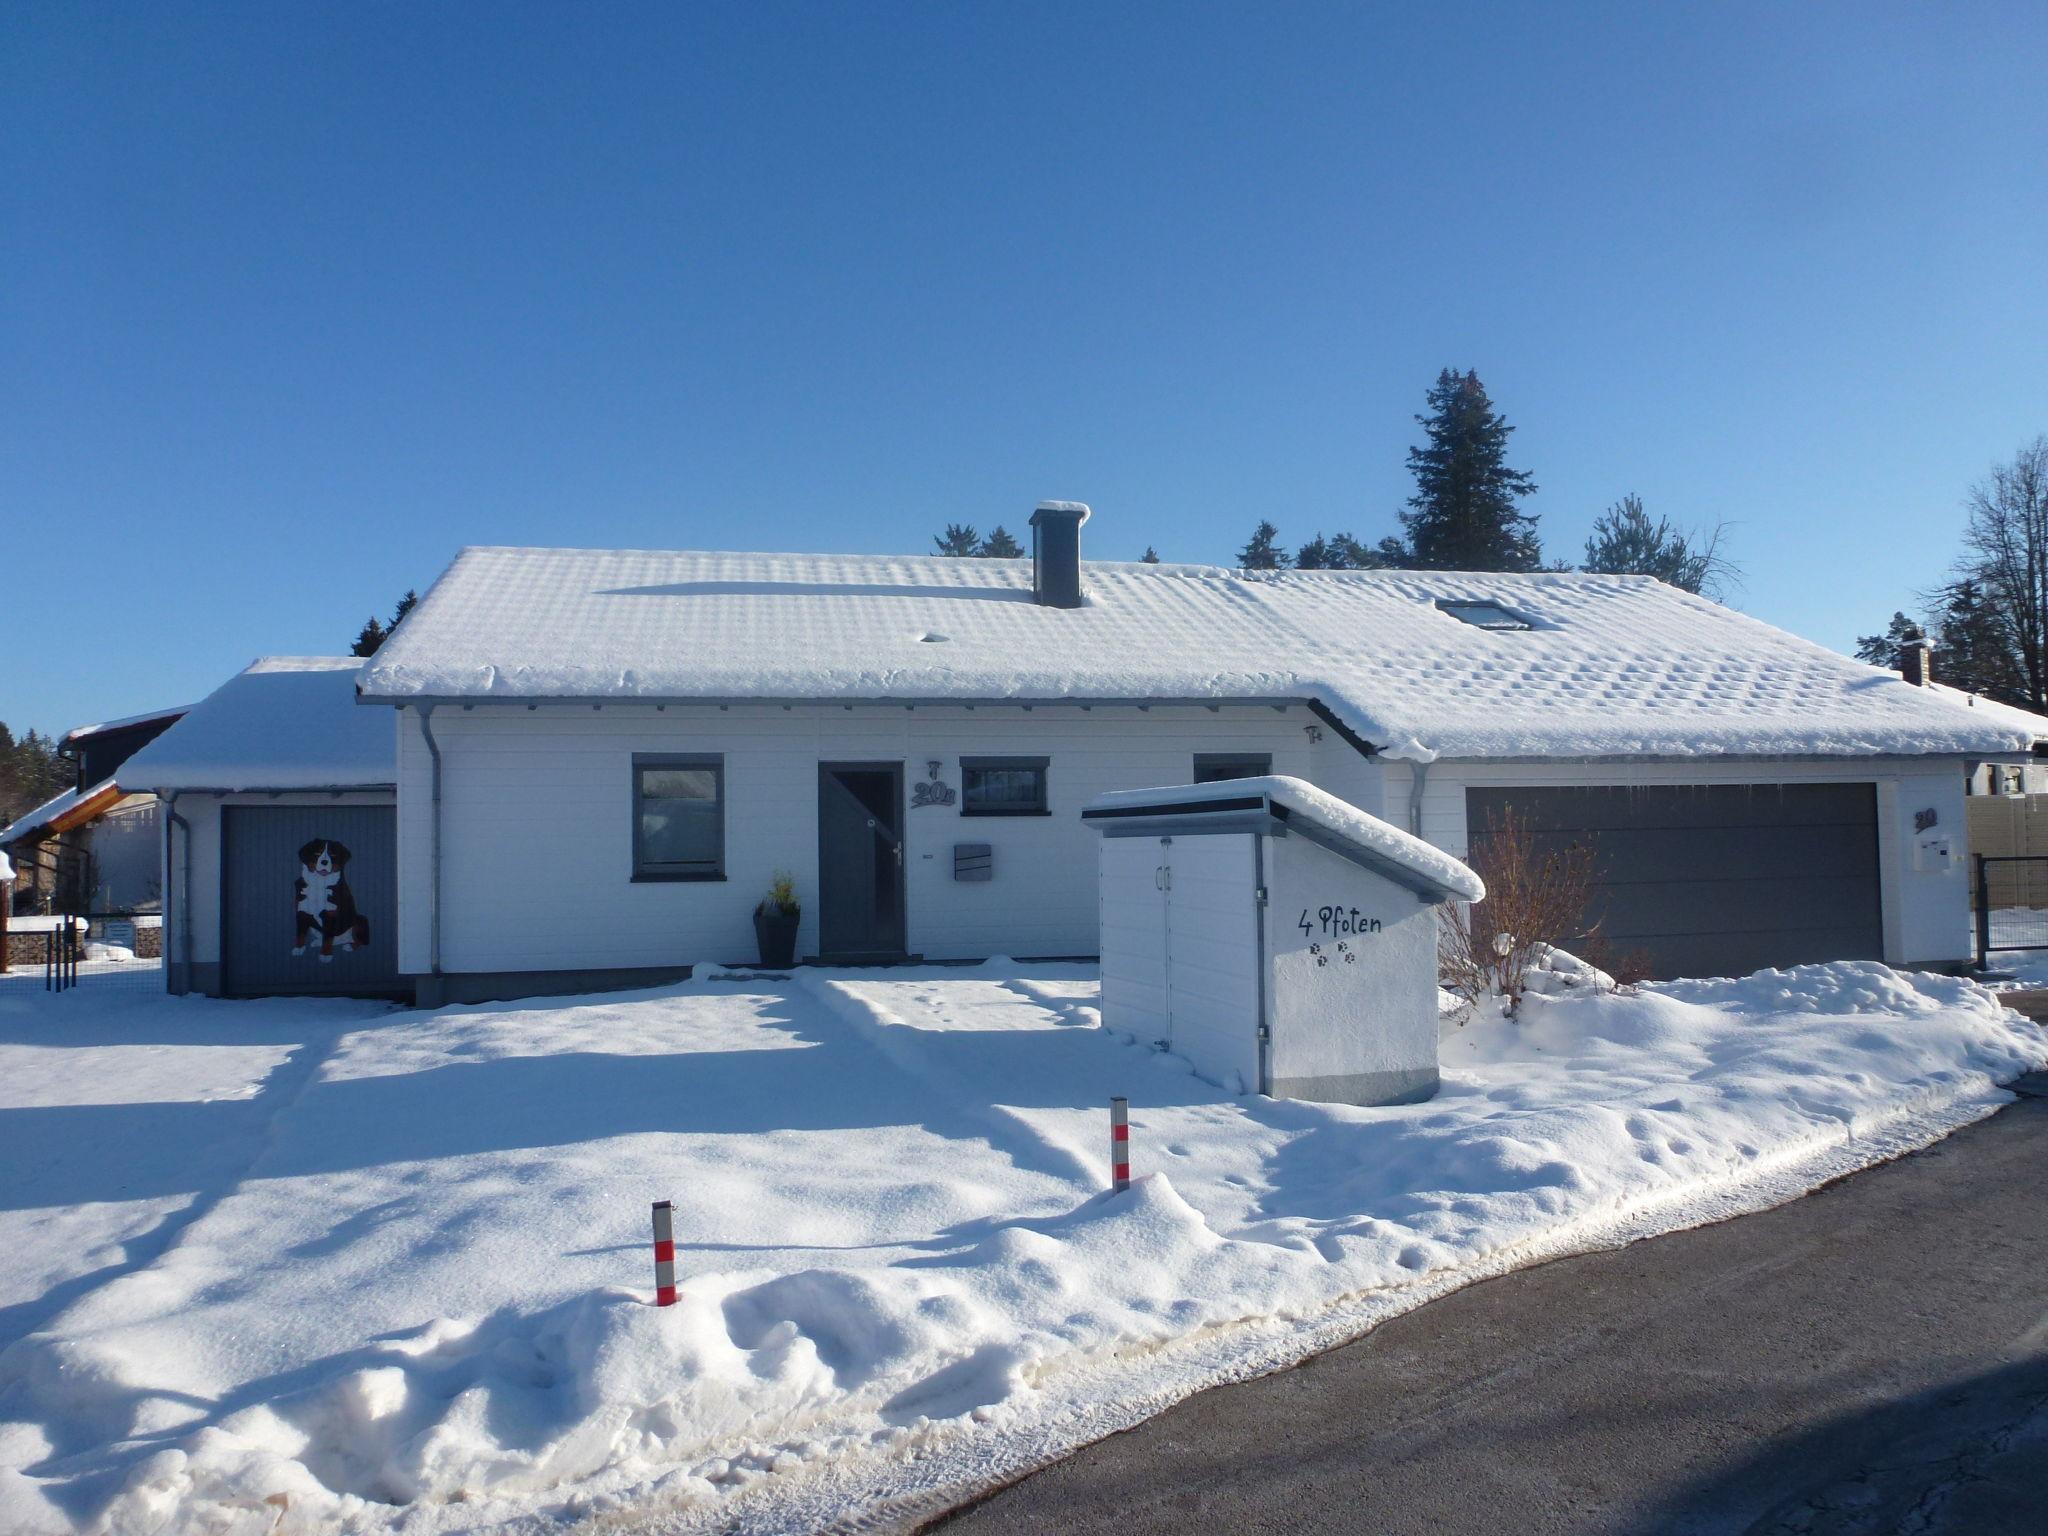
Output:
356,544,2044,761
119,658,394,793
1083,776,1486,903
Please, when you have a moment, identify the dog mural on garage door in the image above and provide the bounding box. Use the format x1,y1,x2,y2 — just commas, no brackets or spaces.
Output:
293,838,370,960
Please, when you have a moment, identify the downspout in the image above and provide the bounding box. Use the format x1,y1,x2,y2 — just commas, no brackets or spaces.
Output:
1253,835,1271,1096
164,792,192,992
1409,759,1431,838
418,705,444,978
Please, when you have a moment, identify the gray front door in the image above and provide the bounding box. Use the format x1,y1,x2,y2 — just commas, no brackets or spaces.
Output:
222,805,402,996
1466,783,1884,980
818,764,907,960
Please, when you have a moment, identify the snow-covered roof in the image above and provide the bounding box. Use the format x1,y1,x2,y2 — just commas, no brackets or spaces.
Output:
356,546,2046,760
1922,682,2048,748
1083,775,1486,902
60,704,190,748
0,779,119,848
118,658,394,792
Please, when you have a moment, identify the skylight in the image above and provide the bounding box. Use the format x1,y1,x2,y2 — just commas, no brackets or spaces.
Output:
1436,599,1531,631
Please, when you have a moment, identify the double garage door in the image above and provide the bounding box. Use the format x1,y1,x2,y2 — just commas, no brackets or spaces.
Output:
1466,784,1884,980
221,805,402,997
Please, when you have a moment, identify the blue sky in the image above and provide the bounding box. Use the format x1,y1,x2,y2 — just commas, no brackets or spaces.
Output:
5,2,2045,737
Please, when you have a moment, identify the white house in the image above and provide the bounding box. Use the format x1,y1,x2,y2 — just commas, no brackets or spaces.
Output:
284,502,2046,1007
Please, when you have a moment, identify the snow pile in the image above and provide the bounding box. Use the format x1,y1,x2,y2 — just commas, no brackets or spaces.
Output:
0,963,2039,1534
353,547,2038,759
1084,775,1486,901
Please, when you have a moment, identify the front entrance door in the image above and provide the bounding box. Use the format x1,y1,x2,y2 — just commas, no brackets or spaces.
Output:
818,763,907,960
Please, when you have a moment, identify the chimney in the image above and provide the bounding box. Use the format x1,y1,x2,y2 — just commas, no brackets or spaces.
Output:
1030,501,1090,608
1900,633,1932,687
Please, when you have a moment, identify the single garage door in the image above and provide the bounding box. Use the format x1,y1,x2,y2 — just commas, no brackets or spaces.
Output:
222,805,402,997
1465,784,1883,980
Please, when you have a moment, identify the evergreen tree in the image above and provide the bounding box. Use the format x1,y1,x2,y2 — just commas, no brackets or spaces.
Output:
0,725,69,822
977,525,1024,558
392,589,418,625
1582,493,1734,596
1238,520,1290,571
1296,534,1333,570
1141,546,1161,564
1854,612,1921,668
1371,535,1412,569
351,616,389,658
933,524,982,557
1930,579,2026,703
1399,368,1540,570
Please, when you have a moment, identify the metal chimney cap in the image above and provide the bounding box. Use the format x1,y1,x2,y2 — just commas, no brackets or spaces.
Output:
1031,500,1092,526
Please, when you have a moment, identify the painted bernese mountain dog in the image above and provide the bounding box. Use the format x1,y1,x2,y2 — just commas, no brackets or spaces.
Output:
293,838,370,960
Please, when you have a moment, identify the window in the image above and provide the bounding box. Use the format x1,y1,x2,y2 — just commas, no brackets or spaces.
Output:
961,756,1050,816
633,755,725,879
1193,752,1272,784
1436,599,1531,631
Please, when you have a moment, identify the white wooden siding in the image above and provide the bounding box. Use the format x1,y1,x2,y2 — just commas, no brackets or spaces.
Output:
394,703,1333,976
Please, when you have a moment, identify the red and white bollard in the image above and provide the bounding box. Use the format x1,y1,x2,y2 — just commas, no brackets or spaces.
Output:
651,1200,678,1307
1109,1097,1131,1192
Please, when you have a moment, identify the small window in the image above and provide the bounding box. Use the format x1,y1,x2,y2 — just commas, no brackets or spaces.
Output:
1193,753,1272,784
633,754,725,879
1436,599,1531,631
961,756,1050,816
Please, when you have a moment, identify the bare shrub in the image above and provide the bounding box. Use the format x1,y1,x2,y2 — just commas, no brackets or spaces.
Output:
1440,807,1602,1017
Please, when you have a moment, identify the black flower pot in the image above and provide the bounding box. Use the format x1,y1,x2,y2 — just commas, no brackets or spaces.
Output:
754,907,799,969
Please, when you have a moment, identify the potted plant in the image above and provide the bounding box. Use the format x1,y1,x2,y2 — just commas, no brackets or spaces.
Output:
753,871,800,968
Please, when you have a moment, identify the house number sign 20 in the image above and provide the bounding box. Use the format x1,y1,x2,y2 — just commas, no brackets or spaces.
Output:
1299,906,1383,938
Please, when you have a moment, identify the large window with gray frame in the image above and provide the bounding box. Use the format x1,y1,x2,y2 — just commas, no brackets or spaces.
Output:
633,755,725,879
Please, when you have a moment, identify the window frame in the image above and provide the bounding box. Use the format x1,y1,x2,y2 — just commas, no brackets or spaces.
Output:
631,753,728,881
1193,752,1273,785
959,755,1051,817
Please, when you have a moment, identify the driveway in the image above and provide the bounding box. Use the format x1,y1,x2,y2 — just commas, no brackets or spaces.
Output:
929,1075,2048,1536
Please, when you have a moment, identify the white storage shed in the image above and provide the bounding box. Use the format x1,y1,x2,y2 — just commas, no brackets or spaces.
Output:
1082,776,1484,1106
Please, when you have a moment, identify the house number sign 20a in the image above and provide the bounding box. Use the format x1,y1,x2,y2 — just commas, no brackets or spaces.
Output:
1299,906,1383,938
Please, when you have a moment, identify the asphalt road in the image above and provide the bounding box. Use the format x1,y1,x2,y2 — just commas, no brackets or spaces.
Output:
929,1077,2048,1536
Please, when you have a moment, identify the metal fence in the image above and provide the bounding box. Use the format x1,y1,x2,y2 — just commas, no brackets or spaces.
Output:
1,911,165,994
1975,854,2048,966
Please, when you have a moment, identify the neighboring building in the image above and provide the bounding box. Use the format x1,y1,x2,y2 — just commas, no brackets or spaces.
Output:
123,506,2048,1003
118,658,398,998
1,705,186,918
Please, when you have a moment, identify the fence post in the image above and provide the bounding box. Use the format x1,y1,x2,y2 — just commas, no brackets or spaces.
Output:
1977,854,1992,970
651,1200,678,1306
1109,1097,1131,1192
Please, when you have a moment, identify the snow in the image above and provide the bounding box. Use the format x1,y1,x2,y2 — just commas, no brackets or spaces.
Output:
116,659,393,793
0,783,110,850
0,959,2039,1534
0,850,12,884
1085,774,1486,901
354,547,2042,759
59,708,189,749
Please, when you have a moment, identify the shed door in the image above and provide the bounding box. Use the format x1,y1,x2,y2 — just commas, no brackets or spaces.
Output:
1163,834,1262,1093
1099,836,1171,1043
1466,784,1883,980
222,805,401,996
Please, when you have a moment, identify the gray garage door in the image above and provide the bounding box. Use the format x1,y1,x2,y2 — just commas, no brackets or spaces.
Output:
222,805,402,997
1465,784,1883,980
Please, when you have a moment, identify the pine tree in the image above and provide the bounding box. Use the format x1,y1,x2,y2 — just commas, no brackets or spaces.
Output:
1141,546,1161,564
978,525,1023,558
1582,494,1733,596
1930,579,2026,703
392,589,418,625
933,524,982,557
351,616,389,658
1238,521,1290,571
1399,369,1540,570
1296,534,1333,570
1854,612,1921,668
